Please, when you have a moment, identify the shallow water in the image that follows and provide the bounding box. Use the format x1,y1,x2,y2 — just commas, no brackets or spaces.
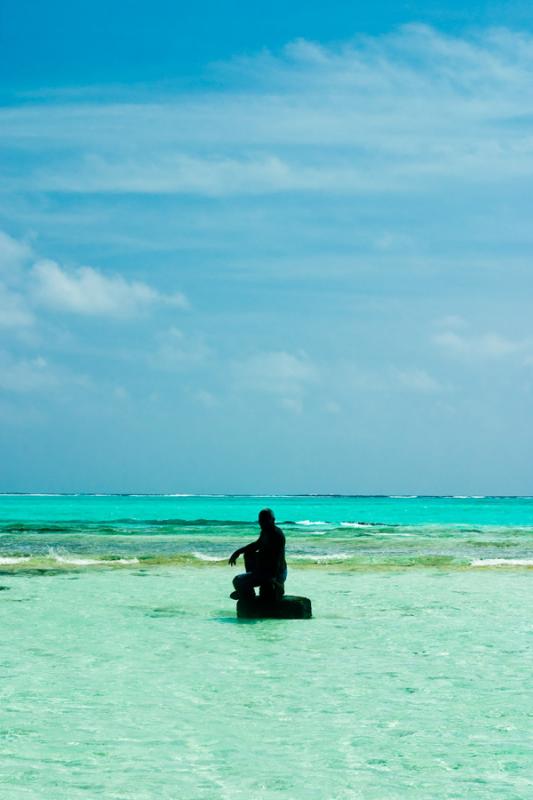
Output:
1,567,532,799
1,496,532,798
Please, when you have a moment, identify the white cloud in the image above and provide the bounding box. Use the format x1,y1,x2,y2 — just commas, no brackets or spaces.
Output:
0,352,55,392
0,351,92,393
194,389,218,408
324,400,341,414
0,284,34,328
32,154,303,196
4,27,533,195
151,327,210,370
0,232,35,329
0,229,188,321
342,363,444,394
234,350,318,410
0,231,33,276
112,385,129,400
279,396,305,413
391,367,443,393
434,315,467,331
433,329,531,359
31,258,187,316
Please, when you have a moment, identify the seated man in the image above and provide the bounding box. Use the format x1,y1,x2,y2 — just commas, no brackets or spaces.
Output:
229,508,287,602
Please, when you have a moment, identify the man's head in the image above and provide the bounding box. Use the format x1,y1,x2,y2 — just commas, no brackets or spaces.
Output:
258,508,275,529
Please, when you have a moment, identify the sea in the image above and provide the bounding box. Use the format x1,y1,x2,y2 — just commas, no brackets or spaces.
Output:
1,494,532,799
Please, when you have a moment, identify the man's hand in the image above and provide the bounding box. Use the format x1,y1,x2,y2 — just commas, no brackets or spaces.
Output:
228,550,240,566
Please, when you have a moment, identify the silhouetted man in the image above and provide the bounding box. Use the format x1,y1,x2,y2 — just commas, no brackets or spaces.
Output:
229,508,287,601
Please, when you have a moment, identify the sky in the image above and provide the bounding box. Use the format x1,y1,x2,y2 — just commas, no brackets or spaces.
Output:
1,0,533,493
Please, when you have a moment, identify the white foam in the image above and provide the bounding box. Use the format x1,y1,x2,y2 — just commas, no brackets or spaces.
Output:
0,556,31,565
296,520,327,526
191,552,225,562
291,553,351,563
340,521,372,528
471,558,533,567
51,553,139,566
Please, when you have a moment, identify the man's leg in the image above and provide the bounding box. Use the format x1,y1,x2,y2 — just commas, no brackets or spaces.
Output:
231,551,261,599
258,578,285,603
258,565,288,602
232,571,260,600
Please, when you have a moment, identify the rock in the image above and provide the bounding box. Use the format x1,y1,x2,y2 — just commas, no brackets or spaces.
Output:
236,595,312,619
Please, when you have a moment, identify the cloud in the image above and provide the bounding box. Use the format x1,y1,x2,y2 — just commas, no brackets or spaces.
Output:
0,229,189,323
433,329,531,360
341,363,444,394
0,232,35,329
31,154,305,197
30,258,187,317
193,389,218,408
391,367,443,393
324,400,341,414
151,327,210,370
434,315,468,331
234,350,318,411
0,352,58,392
0,284,34,328
0,230,33,276
4,26,533,196
0,350,93,394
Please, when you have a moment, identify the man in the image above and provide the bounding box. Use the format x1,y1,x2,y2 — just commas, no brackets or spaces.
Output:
229,508,287,601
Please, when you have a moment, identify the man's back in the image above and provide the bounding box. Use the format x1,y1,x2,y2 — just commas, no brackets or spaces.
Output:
257,524,286,579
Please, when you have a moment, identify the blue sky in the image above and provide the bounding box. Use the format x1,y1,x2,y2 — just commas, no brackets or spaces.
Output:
1,1,533,493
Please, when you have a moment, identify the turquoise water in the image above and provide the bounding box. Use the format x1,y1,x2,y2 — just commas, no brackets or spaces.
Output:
2,494,533,570
1,496,532,798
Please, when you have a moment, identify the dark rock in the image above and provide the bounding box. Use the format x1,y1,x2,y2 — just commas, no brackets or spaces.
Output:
236,595,312,619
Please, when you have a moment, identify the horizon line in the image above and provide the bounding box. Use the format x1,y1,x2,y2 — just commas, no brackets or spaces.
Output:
1,493,532,499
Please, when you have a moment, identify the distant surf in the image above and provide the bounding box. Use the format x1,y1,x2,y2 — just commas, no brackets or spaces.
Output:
0,494,531,573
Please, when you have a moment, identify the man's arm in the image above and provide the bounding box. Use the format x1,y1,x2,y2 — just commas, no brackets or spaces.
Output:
228,538,260,566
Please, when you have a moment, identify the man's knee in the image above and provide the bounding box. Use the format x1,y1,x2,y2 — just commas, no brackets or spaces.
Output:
233,573,253,590
233,572,257,599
